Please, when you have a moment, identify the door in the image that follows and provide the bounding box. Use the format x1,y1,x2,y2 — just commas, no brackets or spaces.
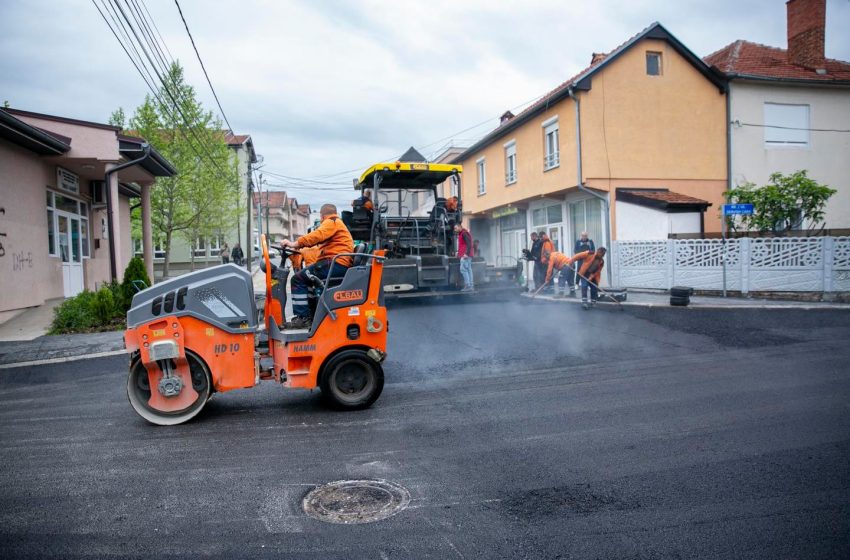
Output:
548,225,563,253
58,214,84,297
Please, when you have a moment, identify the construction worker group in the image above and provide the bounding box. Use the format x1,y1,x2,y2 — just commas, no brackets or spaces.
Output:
525,231,607,309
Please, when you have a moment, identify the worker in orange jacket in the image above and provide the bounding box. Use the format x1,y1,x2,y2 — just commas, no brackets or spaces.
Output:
544,252,575,297
279,203,354,328
288,246,321,271
568,247,607,309
538,233,555,292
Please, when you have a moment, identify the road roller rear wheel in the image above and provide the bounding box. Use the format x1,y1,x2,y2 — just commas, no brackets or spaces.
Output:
127,349,211,426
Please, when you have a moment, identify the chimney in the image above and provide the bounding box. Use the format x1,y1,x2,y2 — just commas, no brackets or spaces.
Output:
590,52,607,65
500,110,515,124
786,0,826,70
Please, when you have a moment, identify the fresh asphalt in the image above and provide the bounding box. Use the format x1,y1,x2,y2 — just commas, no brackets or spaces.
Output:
1,299,849,559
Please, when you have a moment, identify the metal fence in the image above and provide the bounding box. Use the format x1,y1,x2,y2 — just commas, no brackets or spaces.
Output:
610,237,850,292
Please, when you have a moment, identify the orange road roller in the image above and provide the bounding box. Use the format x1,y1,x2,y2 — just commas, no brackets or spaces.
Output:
124,236,388,425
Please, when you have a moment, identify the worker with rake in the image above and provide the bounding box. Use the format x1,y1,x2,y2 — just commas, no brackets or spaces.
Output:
539,247,608,309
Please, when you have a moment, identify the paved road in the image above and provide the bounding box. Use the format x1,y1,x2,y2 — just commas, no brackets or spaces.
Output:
1,300,849,559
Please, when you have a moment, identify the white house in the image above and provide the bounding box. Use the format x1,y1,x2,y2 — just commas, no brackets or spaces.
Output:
704,0,850,230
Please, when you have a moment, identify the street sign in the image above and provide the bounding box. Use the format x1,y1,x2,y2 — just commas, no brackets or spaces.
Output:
723,203,754,216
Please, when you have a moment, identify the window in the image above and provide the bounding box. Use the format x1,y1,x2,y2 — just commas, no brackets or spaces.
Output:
194,237,207,258
570,198,604,251
134,238,165,260
764,103,809,148
646,52,662,76
504,140,517,185
531,203,563,227
80,202,89,258
543,118,559,170
476,157,486,195
47,208,56,256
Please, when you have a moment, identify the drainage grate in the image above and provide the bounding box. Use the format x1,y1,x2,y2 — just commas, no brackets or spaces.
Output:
302,479,411,524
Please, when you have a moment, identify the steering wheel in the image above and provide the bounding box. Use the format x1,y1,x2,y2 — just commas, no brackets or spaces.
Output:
261,234,273,329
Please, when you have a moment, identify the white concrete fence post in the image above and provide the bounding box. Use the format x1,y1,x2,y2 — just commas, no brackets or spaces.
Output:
666,240,675,290
824,237,834,292
741,238,751,295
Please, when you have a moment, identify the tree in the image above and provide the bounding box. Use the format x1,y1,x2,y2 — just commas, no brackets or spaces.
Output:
724,170,836,235
108,107,126,128
127,61,239,277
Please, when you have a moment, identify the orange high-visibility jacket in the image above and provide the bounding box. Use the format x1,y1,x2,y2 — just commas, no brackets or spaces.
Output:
288,246,321,270
569,250,605,284
540,238,554,264
296,214,354,267
545,252,571,283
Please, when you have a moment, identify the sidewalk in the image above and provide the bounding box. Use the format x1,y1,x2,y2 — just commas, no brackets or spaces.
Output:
522,288,850,309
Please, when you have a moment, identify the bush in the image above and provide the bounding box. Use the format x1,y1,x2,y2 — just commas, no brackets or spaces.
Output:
92,286,117,325
121,257,151,312
50,291,98,333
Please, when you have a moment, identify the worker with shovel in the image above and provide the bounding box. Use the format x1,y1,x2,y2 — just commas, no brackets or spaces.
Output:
543,251,575,298
568,247,607,309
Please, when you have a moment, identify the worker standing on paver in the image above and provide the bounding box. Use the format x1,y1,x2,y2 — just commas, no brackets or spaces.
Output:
543,251,574,298
454,222,475,292
568,247,607,309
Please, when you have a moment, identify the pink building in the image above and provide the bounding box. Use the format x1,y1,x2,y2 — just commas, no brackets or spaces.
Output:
0,108,175,314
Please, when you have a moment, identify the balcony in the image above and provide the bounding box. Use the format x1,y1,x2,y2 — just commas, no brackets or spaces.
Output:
544,151,560,171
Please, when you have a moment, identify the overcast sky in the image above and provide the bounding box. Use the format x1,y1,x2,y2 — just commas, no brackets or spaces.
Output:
2,0,849,209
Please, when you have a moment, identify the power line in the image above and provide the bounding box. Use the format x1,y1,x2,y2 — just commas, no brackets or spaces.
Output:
103,0,232,180
734,120,850,133
173,0,234,133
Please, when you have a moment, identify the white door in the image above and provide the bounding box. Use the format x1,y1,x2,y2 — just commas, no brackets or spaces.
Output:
58,214,84,297
548,225,563,253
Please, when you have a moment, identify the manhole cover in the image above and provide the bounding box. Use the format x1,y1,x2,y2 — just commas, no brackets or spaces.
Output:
302,479,411,524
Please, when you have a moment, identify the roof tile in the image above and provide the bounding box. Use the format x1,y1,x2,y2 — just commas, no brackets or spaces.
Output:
704,40,850,82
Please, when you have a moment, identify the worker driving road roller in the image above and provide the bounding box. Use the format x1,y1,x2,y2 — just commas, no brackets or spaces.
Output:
278,203,354,330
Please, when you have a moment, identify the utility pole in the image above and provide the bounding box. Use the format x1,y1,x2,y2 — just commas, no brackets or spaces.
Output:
245,172,253,271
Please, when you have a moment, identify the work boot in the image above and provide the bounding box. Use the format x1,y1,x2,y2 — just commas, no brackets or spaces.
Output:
569,289,577,298
582,299,590,310
284,316,312,330
461,285,474,292
591,300,598,308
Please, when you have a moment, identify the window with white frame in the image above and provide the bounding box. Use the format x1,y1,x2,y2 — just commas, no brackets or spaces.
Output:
504,140,517,185
194,237,207,258
476,157,486,195
764,103,810,148
543,117,559,170
46,190,89,258
134,238,166,260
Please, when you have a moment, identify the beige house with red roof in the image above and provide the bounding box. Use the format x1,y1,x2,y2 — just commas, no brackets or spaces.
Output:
252,191,311,243
704,0,850,229
453,22,727,269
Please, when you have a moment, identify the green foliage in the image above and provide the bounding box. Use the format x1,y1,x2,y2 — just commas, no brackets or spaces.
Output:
128,61,240,276
108,107,126,128
121,257,150,311
50,291,98,334
92,287,117,325
725,170,837,234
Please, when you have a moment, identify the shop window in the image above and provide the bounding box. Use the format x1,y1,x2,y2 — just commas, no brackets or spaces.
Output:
570,198,604,251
